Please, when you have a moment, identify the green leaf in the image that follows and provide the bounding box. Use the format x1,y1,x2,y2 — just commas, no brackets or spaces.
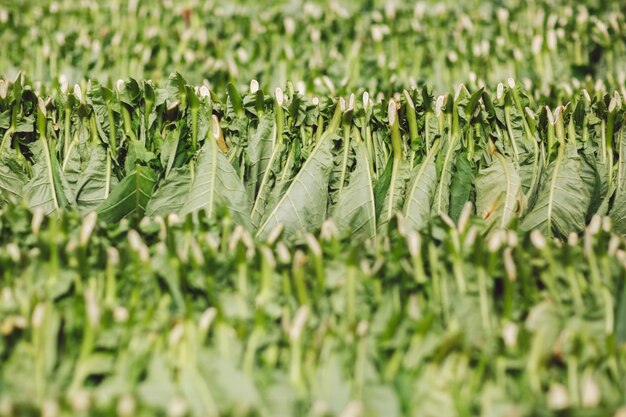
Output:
145,166,192,217
581,152,609,218
520,144,590,237
250,141,288,229
475,153,522,230
432,133,461,218
227,83,244,116
74,146,115,214
0,154,28,205
378,157,411,231
256,134,333,240
403,139,440,231
616,126,626,197
609,192,626,234
330,141,376,239
180,141,251,228
61,126,90,195
97,165,156,222
448,151,474,222
246,113,276,202
607,126,626,220
125,139,156,174
23,141,70,214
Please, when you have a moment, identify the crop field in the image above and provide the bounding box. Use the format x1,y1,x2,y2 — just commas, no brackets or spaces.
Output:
1,1,626,416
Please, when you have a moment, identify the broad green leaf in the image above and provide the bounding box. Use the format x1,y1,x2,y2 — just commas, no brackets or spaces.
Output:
256,135,333,240
61,125,91,194
145,166,192,216
0,154,28,204
475,153,522,230
378,157,411,231
87,82,118,147
609,192,626,234
23,141,70,214
617,126,626,197
180,141,251,228
250,142,288,229
581,152,609,218
403,139,440,231
262,143,298,219
125,139,156,174
246,113,276,201
519,145,544,211
330,141,376,239
97,165,156,222
432,133,461,217
74,146,115,214
608,126,626,221
520,144,590,237
448,151,474,222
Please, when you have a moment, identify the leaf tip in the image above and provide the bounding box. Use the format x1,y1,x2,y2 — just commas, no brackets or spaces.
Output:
275,87,284,106
387,99,397,125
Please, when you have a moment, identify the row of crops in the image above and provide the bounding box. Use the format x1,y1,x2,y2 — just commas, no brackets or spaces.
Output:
2,1,626,91
1,75,626,237
1,0,626,416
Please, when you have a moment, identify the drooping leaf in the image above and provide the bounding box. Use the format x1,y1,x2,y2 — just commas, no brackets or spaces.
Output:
61,125,91,195
23,141,71,214
262,142,299,220
256,135,333,240
97,165,156,222
378,157,411,231
520,144,590,237
581,152,609,218
432,134,461,218
250,142,289,229
609,192,626,235
475,153,522,230
180,141,251,228
403,139,440,231
608,126,626,222
246,113,275,201
0,154,28,205
74,146,116,214
616,126,626,196
330,141,376,239
448,151,474,222
125,139,156,174
145,166,192,217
